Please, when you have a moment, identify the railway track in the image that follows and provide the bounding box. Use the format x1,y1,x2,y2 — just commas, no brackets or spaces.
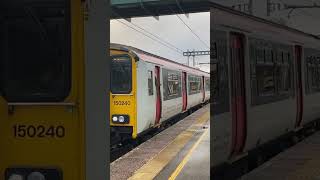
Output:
110,103,208,162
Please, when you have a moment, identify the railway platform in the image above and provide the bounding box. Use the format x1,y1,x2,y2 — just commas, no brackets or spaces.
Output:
110,105,210,180
241,131,320,180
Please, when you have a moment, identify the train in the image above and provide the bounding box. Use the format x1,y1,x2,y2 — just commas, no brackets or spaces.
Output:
110,43,210,143
211,6,320,174
1,0,111,179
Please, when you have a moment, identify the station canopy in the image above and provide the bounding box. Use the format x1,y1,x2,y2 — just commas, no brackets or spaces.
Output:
111,0,214,19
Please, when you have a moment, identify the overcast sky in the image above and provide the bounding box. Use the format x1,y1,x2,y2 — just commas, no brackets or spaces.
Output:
110,1,320,74
110,12,210,73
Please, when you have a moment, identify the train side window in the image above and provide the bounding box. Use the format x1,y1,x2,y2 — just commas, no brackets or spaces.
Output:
212,30,230,115
188,75,201,95
305,49,320,95
0,2,71,102
256,65,275,96
277,50,283,63
250,38,293,105
162,69,181,101
265,48,272,63
148,70,153,95
205,77,210,91
256,46,264,63
167,73,179,96
212,42,217,59
275,63,290,94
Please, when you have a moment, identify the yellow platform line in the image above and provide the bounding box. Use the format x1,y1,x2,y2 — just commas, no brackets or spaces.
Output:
128,110,210,180
168,128,209,180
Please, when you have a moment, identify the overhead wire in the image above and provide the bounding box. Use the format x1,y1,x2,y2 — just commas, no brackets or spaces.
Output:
175,14,210,49
112,9,210,67
115,19,183,55
127,20,184,53
112,10,184,54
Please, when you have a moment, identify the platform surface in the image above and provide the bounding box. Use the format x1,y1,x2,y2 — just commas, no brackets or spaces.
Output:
110,105,210,180
241,132,320,180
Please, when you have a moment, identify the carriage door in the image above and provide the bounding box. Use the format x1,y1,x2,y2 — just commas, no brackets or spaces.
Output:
155,66,162,125
182,72,188,111
295,45,303,128
202,76,205,102
230,33,247,156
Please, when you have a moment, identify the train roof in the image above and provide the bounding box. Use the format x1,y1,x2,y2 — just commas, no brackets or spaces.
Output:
110,43,210,77
211,4,320,49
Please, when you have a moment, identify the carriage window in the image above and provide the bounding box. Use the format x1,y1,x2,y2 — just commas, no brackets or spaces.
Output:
168,73,179,96
276,53,291,94
162,69,181,101
305,50,320,94
188,75,201,95
0,0,71,102
212,42,217,59
111,55,132,94
148,70,153,95
205,78,210,91
250,38,293,106
212,30,230,115
212,63,218,97
256,65,275,96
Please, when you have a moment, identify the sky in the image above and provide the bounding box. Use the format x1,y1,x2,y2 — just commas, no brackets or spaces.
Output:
110,0,320,74
110,12,210,73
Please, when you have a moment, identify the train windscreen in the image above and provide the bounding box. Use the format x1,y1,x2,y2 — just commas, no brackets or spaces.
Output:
0,0,71,102
111,55,132,94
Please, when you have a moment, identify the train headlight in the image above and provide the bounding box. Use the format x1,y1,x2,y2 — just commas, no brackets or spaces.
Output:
112,116,118,122
27,172,45,180
112,115,130,124
5,168,62,180
8,174,23,180
119,116,125,123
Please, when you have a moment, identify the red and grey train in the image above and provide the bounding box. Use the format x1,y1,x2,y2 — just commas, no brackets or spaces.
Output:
211,8,320,171
110,44,210,143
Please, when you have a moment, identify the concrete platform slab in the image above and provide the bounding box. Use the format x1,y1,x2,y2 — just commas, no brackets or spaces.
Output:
110,105,210,180
241,132,320,180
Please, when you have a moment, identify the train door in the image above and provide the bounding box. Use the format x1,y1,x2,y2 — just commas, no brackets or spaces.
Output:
202,76,206,102
295,45,303,128
155,66,162,125
182,72,188,111
230,33,247,156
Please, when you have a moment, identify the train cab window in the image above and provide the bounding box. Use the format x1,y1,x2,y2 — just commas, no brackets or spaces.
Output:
162,69,181,101
148,70,153,95
111,55,132,94
0,0,71,102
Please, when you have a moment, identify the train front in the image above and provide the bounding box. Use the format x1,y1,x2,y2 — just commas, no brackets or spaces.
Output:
110,48,137,144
